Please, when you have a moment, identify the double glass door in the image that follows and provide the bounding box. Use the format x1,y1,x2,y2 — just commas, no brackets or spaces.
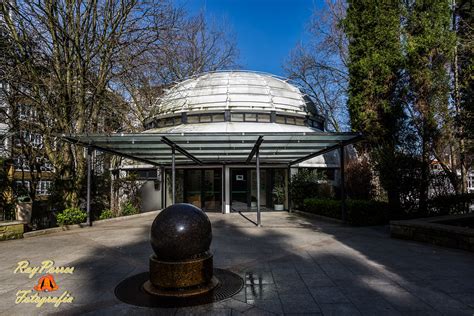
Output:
231,169,267,211
230,168,288,211
166,168,222,212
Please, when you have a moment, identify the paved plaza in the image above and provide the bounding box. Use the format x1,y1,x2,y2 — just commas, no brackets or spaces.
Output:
1,211,474,315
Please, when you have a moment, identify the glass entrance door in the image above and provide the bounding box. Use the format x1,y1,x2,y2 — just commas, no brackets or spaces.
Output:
231,169,248,211
231,168,267,211
166,168,222,212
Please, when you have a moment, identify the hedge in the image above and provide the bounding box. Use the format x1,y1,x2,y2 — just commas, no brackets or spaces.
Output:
302,198,389,226
427,193,474,216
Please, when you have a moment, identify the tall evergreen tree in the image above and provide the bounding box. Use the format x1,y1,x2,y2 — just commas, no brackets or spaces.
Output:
343,0,405,210
454,0,473,187
404,0,456,210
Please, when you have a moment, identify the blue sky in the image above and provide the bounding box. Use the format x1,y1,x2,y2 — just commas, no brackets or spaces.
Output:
178,0,321,76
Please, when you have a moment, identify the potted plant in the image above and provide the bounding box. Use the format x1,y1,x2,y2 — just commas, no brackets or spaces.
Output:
272,185,285,211
251,196,257,208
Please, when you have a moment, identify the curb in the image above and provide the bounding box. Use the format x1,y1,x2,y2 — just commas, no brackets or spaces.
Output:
23,210,161,238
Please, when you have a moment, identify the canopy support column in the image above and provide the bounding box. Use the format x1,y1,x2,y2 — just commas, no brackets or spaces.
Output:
86,147,92,226
172,145,176,204
256,148,261,227
287,166,292,212
340,144,346,223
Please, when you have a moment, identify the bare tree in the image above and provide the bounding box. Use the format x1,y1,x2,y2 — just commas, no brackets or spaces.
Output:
284,0,348,132
0,0,171,207
117,10,239,131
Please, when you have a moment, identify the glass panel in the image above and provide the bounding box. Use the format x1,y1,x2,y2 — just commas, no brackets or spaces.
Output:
286,117,296,125
203,169,222,211
231,169,248,211
295,118,305,126
250,169,267,208
184,170,202,208
212,114,225,122
231,113,244,121
200,115,212,123
164,118,175,126
276,115,285,124
245,113,257,122
187,115,199,123
258,114,271,122
272,169,287,210
165,169,184,207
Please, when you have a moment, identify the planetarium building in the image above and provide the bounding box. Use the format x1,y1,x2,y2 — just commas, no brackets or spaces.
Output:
64,71,360,221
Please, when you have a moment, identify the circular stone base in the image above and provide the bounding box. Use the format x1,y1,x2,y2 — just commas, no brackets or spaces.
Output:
114,268,244,308
143,276,219,297
149,252,213,289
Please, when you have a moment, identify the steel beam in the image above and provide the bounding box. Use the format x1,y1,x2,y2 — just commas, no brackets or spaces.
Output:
161,136,203,165
86,147,92,226
340,145,346,222
246,136,264,164
288,135,362,166
172,146,176,204
256,149,261,227
62,136,162,167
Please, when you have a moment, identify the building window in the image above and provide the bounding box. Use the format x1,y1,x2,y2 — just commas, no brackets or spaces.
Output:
164,117,175,126
231,113,244,122
276,115,286,124
258,114,271,122
187,115,199,123
245,113,257,122
36,180,52,196
129,169,158,180
200,115,212,123
14,180,30,192
212,114,225,122
16,131,43,147
295,118,305,126
18,104,37,121
13,156,30,171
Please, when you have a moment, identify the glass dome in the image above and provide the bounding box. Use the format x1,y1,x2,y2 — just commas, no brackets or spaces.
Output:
145,71,325,131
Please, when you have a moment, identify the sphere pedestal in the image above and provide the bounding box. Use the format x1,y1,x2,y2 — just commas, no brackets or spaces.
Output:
114,203,244,308
143,251,219,297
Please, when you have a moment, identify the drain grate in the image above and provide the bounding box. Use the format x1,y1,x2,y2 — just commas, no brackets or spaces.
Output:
114,268,244,308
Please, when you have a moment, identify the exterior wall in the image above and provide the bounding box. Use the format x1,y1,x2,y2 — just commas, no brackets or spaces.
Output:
139,181,162,213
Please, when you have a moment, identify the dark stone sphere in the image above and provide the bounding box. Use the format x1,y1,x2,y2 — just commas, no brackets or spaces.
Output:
150,203,212,261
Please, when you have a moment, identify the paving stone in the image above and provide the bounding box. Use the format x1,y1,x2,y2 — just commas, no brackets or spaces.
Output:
1,212,473,315
279,294,320,314
245,271,275,285
247,299,284,314
301,274,335,288
318,303,361,315
309,286,350,304
245,284,279,300
239,306,278,315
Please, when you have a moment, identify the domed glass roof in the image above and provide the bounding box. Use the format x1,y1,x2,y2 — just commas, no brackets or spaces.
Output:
154,71,315,117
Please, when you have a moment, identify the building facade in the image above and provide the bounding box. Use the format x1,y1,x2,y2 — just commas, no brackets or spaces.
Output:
119,71,342,213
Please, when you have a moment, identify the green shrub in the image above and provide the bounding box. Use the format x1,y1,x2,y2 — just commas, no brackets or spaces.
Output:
99,209,115,220
303,198,341,218
56,208,87,226
121,202,139,216
302,198,389,226
427,193,474,216
289,169,324,208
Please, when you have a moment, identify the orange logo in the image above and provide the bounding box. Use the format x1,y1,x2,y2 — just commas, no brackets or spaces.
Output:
33,274,59,292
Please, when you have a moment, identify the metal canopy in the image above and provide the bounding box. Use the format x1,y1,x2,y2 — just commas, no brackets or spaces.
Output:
61,132,362,166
